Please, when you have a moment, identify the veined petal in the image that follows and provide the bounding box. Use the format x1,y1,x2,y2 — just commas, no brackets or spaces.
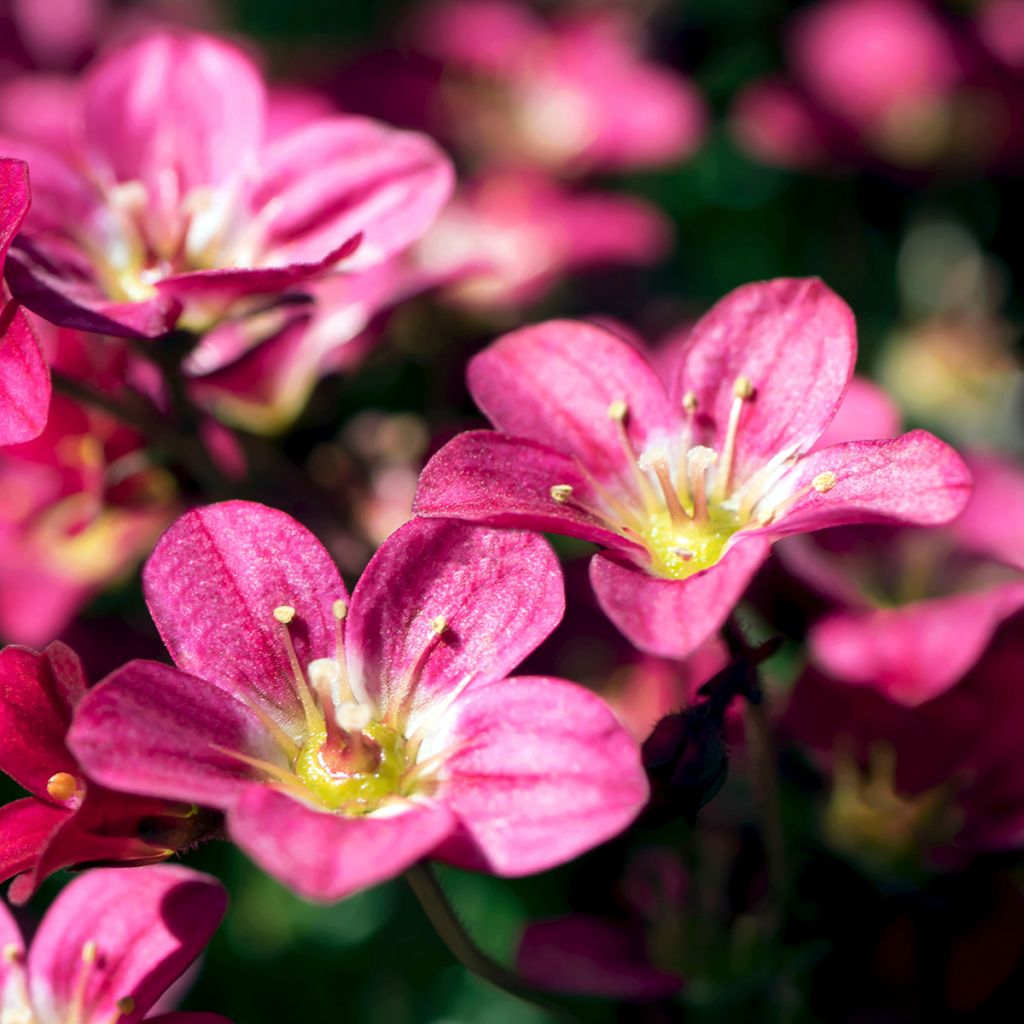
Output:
673,278,857,486
0,158,30,260
414,430,635,550
83,31,265,195
142,502,349,720
0,797,68,889
0,642,85,800
28,865,226,1024
228,788,455,903
427,676,647,875
0,302,50,445
253,117,454,268
347,519,564,723
759,430,972,536
810,582,1024,706
68,660,284,810
467,320,678,489
589,539,771,660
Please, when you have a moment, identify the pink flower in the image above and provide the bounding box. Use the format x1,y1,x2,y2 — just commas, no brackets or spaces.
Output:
0,863,229,1023
415,278,971,660
0,158,49,445
0,642,203,904
781,449,1024,706
1,30,453,338
68,503,647,902
0,341,178,645
414,172,671,311
412,1,705,173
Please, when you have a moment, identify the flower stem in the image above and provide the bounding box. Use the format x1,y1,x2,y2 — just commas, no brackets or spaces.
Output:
405,862,571,1017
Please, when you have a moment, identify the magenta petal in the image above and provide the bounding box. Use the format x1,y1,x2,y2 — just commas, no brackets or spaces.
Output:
589,539,771,659
414,430,634,550
253,117,454,267
674,278,857,486
0,642,85,799
430,676,647,875
812,376,901,450
518,916,681,999
764,430,973,536
467,320,678,487
142,501,349,718
347,519,564,720
228,788,455,902
0,158,31,262
68,660,283,810
28,865,226,1023
0,875,24,967
0,302,50,445
0,797,68,888
953,452,1024,570
810,582,1024,706
83,31,265,196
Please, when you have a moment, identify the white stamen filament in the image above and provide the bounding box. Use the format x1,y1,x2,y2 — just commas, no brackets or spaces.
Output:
716,377,754,502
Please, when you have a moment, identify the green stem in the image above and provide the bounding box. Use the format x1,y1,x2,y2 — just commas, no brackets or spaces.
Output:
405,863,570,1017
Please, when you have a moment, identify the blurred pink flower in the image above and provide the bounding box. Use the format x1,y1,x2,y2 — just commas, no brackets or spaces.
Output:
0,328,177,645
69,504,647,902
0,642,203,904
416,278,971,659
412,0,705,173
0,158,49,445
0,863,229,1023
1,30,453,338
414,172,672,311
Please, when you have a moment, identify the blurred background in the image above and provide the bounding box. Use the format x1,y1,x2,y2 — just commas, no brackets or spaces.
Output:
2,0,1024,1021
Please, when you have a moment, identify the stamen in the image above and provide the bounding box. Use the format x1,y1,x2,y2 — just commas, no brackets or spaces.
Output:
716,377,755,502
686,446,718,524
606,398,659,512
272,608,323,738
430,616,448,636
328,598,357,703
682,391,698,413
550,484,574,503
390,617,449,727
332,599,348,621
115,997,136,1018
638,447,690,529
406,671,476,758
812,471,837,493
308,658,343,714
2,944,20,963
67,941,98,1024
752,468,836,526
213,745,299,785
46,772,78,802
607,399,628,422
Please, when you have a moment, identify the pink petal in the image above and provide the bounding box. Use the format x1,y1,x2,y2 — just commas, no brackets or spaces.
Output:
0,880,24,987
348,519,564,723
0,145,99,236
812,376,902,449
28,865,226,1024
0,642,85,800
518,915,681,999
228,788,455,902
0,158,30,261
952,451,1024,569
68,660,283,810
142,502,349,720
810,582,1024,706
83,31,265,196
762,430,973,536
589,539,772,660
429,676,647,875
413,430,634,550
253,117,454,268
467,319,678,489
673,278,857,487
0,797,68,889
413,0,545,72
0,302,50,445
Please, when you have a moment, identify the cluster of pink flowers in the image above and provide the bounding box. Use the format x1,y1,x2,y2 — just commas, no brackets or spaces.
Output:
0,1,1021,1016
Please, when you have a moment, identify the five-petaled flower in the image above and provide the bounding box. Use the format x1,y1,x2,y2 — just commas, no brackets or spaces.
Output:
0,642,205,904
0,864,229,1024
1,30,453,338
68,502,647,902
414,277,972,659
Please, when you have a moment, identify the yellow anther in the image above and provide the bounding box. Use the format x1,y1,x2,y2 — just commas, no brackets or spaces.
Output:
733,376,755,400
273,605,296,624
2,944,20,963
812,471,837,493
81,940,98,964
607,398,628,422
332,599,348,621
46,772,78,802
682,391,698,412
430,615,448,636
116,996,137,1015
550,484,574,503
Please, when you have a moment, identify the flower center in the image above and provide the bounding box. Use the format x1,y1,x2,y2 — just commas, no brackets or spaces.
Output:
549,379,838,579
